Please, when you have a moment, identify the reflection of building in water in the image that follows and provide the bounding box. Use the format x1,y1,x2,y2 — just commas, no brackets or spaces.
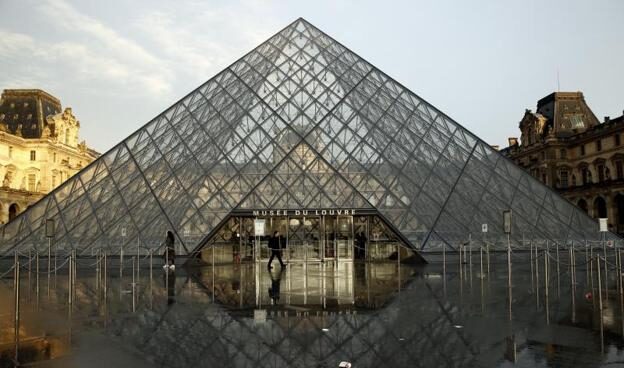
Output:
192,262,417,311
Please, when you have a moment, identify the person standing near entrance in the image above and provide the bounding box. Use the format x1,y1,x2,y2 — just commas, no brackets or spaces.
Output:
355,231,367,260
268,231,286,269
163,230,175,270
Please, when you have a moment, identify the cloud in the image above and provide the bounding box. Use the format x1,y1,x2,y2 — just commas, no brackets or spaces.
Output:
24,0,175,96
133,3,281,81
0,29,169,96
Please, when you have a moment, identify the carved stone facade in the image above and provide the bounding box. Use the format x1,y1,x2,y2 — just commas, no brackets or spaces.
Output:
0,89,99,224
502,91,624,233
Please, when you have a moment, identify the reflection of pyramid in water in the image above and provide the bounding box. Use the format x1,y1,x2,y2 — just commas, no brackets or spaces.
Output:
0,18,616,257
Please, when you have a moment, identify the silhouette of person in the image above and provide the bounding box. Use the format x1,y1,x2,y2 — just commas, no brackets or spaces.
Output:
163,230,175,270
268,268,284,304
355,231,367,259
164,269,176,305
267,231,285,269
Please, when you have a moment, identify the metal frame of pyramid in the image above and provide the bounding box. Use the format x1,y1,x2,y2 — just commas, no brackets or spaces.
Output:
0,18,617,259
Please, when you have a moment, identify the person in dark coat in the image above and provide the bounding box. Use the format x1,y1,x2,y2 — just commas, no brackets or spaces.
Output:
267,231,285,269
163,230,175,269
355,231,367,260
268,268,284,304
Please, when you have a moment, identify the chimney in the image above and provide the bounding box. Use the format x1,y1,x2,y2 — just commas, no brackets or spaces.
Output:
605,116,611,123
491,145,500,151
508,137,519,146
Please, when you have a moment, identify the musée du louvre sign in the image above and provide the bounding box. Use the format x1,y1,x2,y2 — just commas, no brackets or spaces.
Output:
252,209,357,217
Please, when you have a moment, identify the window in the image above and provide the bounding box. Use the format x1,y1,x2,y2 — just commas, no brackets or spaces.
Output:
52,175,56,187
582,168,588,185
541,173,547,184
53,153,56,163
540,151,545,160
616,160,623,180
27,174,36,192
65,128,70,145
560,149,567,159
598,164,605,182
8,146,12,159
580,145,585,156
596,139,602,152
616,134,621,147
30,150,36,161
560,170,569,188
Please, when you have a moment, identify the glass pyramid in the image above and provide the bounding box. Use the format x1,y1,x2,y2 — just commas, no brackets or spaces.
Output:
0,18,615,258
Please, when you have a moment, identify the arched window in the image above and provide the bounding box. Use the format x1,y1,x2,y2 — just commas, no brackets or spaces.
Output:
615,194,624,232
594,197,607,218
577,199,588,213
8,203,19,221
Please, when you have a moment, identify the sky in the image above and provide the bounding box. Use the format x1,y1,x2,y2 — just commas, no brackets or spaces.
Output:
0,0,622,153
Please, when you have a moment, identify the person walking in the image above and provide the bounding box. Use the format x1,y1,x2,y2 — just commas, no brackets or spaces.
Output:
355,231,367,260
163,230,175,270
267,231,285,269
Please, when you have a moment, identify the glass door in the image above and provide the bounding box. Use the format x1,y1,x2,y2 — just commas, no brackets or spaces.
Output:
287,216,321,262
336,216,353,260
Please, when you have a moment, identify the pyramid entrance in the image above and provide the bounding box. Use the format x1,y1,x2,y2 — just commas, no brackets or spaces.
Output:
195,209,424,264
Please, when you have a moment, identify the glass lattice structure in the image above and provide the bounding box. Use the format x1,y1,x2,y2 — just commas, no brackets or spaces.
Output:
0,18,616,258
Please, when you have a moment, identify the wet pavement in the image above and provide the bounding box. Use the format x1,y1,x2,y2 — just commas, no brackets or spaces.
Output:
0,249,623,367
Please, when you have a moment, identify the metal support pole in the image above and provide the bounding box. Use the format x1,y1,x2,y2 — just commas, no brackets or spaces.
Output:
47,237,51,289
136,237,140,283
120,242,124,280
619,249,624,338
597,256,604,354
556,242,560,298
530,240,534,292
104,252,108,302
458,242,463,284
35,251,40,296
72,250,76,304
96,249,100,295
469,233,473,277
603,234,608,303
68,251,73,307
507,233,512,321
14,255,20,365
570,247,576,323
479,245,483,279
132,256,136,313
586,240,590,286
535,243,540,308
545,249,549,325
442,244,446,277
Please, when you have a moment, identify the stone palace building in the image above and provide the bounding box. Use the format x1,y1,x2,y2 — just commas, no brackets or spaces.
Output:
502,91,624,234
0,89,98,223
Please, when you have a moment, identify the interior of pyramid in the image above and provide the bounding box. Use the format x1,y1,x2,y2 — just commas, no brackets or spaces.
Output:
0,18,617,259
